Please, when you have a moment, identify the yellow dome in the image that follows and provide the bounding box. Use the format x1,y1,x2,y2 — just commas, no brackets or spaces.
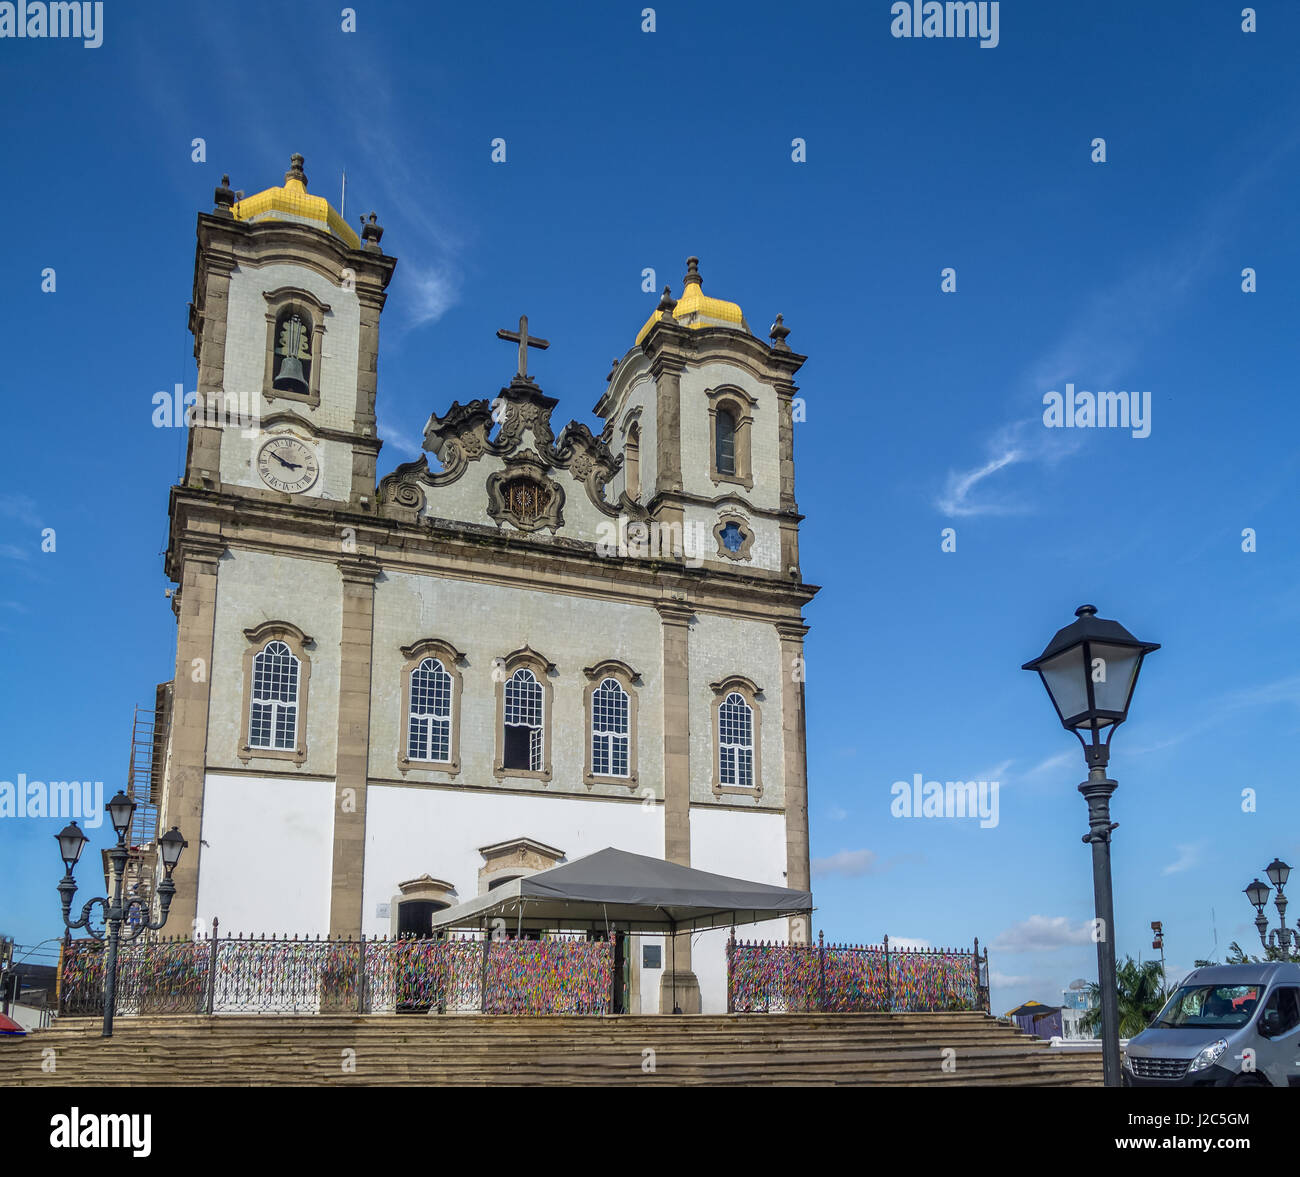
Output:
636,257,748,345
231,154,360,249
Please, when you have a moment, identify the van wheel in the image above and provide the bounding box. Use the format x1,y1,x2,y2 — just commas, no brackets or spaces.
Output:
1232,1073,1267,1086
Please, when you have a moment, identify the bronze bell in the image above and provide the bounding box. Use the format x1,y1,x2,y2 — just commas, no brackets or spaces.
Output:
273,354,308,394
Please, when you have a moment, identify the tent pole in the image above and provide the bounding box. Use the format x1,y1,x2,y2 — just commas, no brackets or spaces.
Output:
670,919,680,1014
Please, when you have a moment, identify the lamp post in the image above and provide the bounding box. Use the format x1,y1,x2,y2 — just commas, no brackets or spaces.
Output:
56,791,187,1037
1244,860,1298,958
1023,604,1160,1088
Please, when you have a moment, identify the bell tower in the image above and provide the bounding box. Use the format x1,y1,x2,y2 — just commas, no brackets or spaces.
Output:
186,154,397,509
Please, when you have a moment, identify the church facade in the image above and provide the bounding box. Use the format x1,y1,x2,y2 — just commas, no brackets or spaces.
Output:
154,156,818,1014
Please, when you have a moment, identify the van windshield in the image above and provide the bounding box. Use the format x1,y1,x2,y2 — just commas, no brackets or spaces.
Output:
1156,983,1260,1029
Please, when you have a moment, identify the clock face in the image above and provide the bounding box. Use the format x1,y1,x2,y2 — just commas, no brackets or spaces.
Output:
256,435,319,494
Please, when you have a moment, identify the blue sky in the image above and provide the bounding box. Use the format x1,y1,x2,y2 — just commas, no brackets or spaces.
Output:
2,1,1299,1013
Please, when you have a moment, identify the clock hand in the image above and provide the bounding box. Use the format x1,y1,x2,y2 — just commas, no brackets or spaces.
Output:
270,452,303,470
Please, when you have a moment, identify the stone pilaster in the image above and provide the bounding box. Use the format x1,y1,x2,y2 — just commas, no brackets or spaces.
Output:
351,283,388,504
186,235,237,490
329,559,379,936
777,621,813,944
161,538,224,935
657,598,700,1012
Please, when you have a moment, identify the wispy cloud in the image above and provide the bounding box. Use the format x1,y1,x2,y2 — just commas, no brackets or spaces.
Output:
936,137,1298,521
993,915,1094,953
1162,842,1205,876
936,418,1082,517
378,419,426,460
0,495,41,526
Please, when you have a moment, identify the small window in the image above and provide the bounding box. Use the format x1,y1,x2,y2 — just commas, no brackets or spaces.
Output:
625,423,641,498
503,668,543,771
591,678,630,777
408,658,453,762
249,640,299,750
718,691,753,787
715,408,736,475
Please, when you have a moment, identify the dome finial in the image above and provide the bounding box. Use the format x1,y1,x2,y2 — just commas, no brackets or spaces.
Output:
213,173,235,216
683,256,702,288
769,313,791,351
656,285,677,315
285,153,307,187
361,210,384,252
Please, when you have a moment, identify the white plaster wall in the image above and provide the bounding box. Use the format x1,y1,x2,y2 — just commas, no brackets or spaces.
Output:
209,550,343,777
219,261,361,500
687,613,785,808
196,772,337,935
690,806,792,1014
370,571,663,800
360,786,664,939
678,361,781,512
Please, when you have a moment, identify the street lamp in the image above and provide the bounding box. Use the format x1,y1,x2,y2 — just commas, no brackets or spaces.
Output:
56,796,187,1038
1244,861,1297,957
1023,604,1160,1088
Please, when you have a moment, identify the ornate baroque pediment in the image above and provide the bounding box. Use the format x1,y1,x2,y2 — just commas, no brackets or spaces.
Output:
377,375,648,524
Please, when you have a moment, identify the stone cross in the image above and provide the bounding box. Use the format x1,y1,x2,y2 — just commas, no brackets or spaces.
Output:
496,315,549,382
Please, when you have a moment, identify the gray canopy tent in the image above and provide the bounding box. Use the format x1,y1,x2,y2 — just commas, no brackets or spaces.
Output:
428,847,815,1012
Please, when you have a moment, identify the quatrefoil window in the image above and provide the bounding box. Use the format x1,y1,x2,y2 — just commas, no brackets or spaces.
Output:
720,522,745,553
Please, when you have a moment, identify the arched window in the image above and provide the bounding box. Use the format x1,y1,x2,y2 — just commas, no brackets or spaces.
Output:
718,691,754,788
715,408,736,475
591,678,630,778
272,309,312,396
249,640,300,750
625,423,641,498
503,668,544,771
408,657,453,762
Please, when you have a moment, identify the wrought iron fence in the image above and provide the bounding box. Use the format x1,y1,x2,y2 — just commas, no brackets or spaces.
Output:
727,930,990,1014
59,920,615,1018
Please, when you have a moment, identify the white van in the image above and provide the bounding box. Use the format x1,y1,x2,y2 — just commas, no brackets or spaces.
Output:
1124,962,1300,1087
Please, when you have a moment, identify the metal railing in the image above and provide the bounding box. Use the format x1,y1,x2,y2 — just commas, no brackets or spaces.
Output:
59,921,615,1017
727,930,990,1014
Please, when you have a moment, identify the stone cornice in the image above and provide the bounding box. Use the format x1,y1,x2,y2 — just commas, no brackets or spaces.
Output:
166,486,819,623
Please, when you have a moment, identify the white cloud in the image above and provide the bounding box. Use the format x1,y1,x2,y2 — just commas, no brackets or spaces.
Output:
992,915,1094,953
885,935,931,951
811,849,879,878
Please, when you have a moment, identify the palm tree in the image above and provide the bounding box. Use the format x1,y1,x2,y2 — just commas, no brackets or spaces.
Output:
1079,957,1166,1038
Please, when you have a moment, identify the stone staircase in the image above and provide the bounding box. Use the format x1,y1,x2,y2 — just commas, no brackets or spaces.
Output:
3,1011,1101,1086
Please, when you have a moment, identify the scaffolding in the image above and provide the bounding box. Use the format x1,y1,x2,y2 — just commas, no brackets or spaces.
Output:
102,698,167,933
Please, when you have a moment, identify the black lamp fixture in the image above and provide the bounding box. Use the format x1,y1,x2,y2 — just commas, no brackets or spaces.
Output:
1022,604,1160,771
55,821,90,874
56,795,187,1038
1023,603,1159,1090
1245,859,1296,957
